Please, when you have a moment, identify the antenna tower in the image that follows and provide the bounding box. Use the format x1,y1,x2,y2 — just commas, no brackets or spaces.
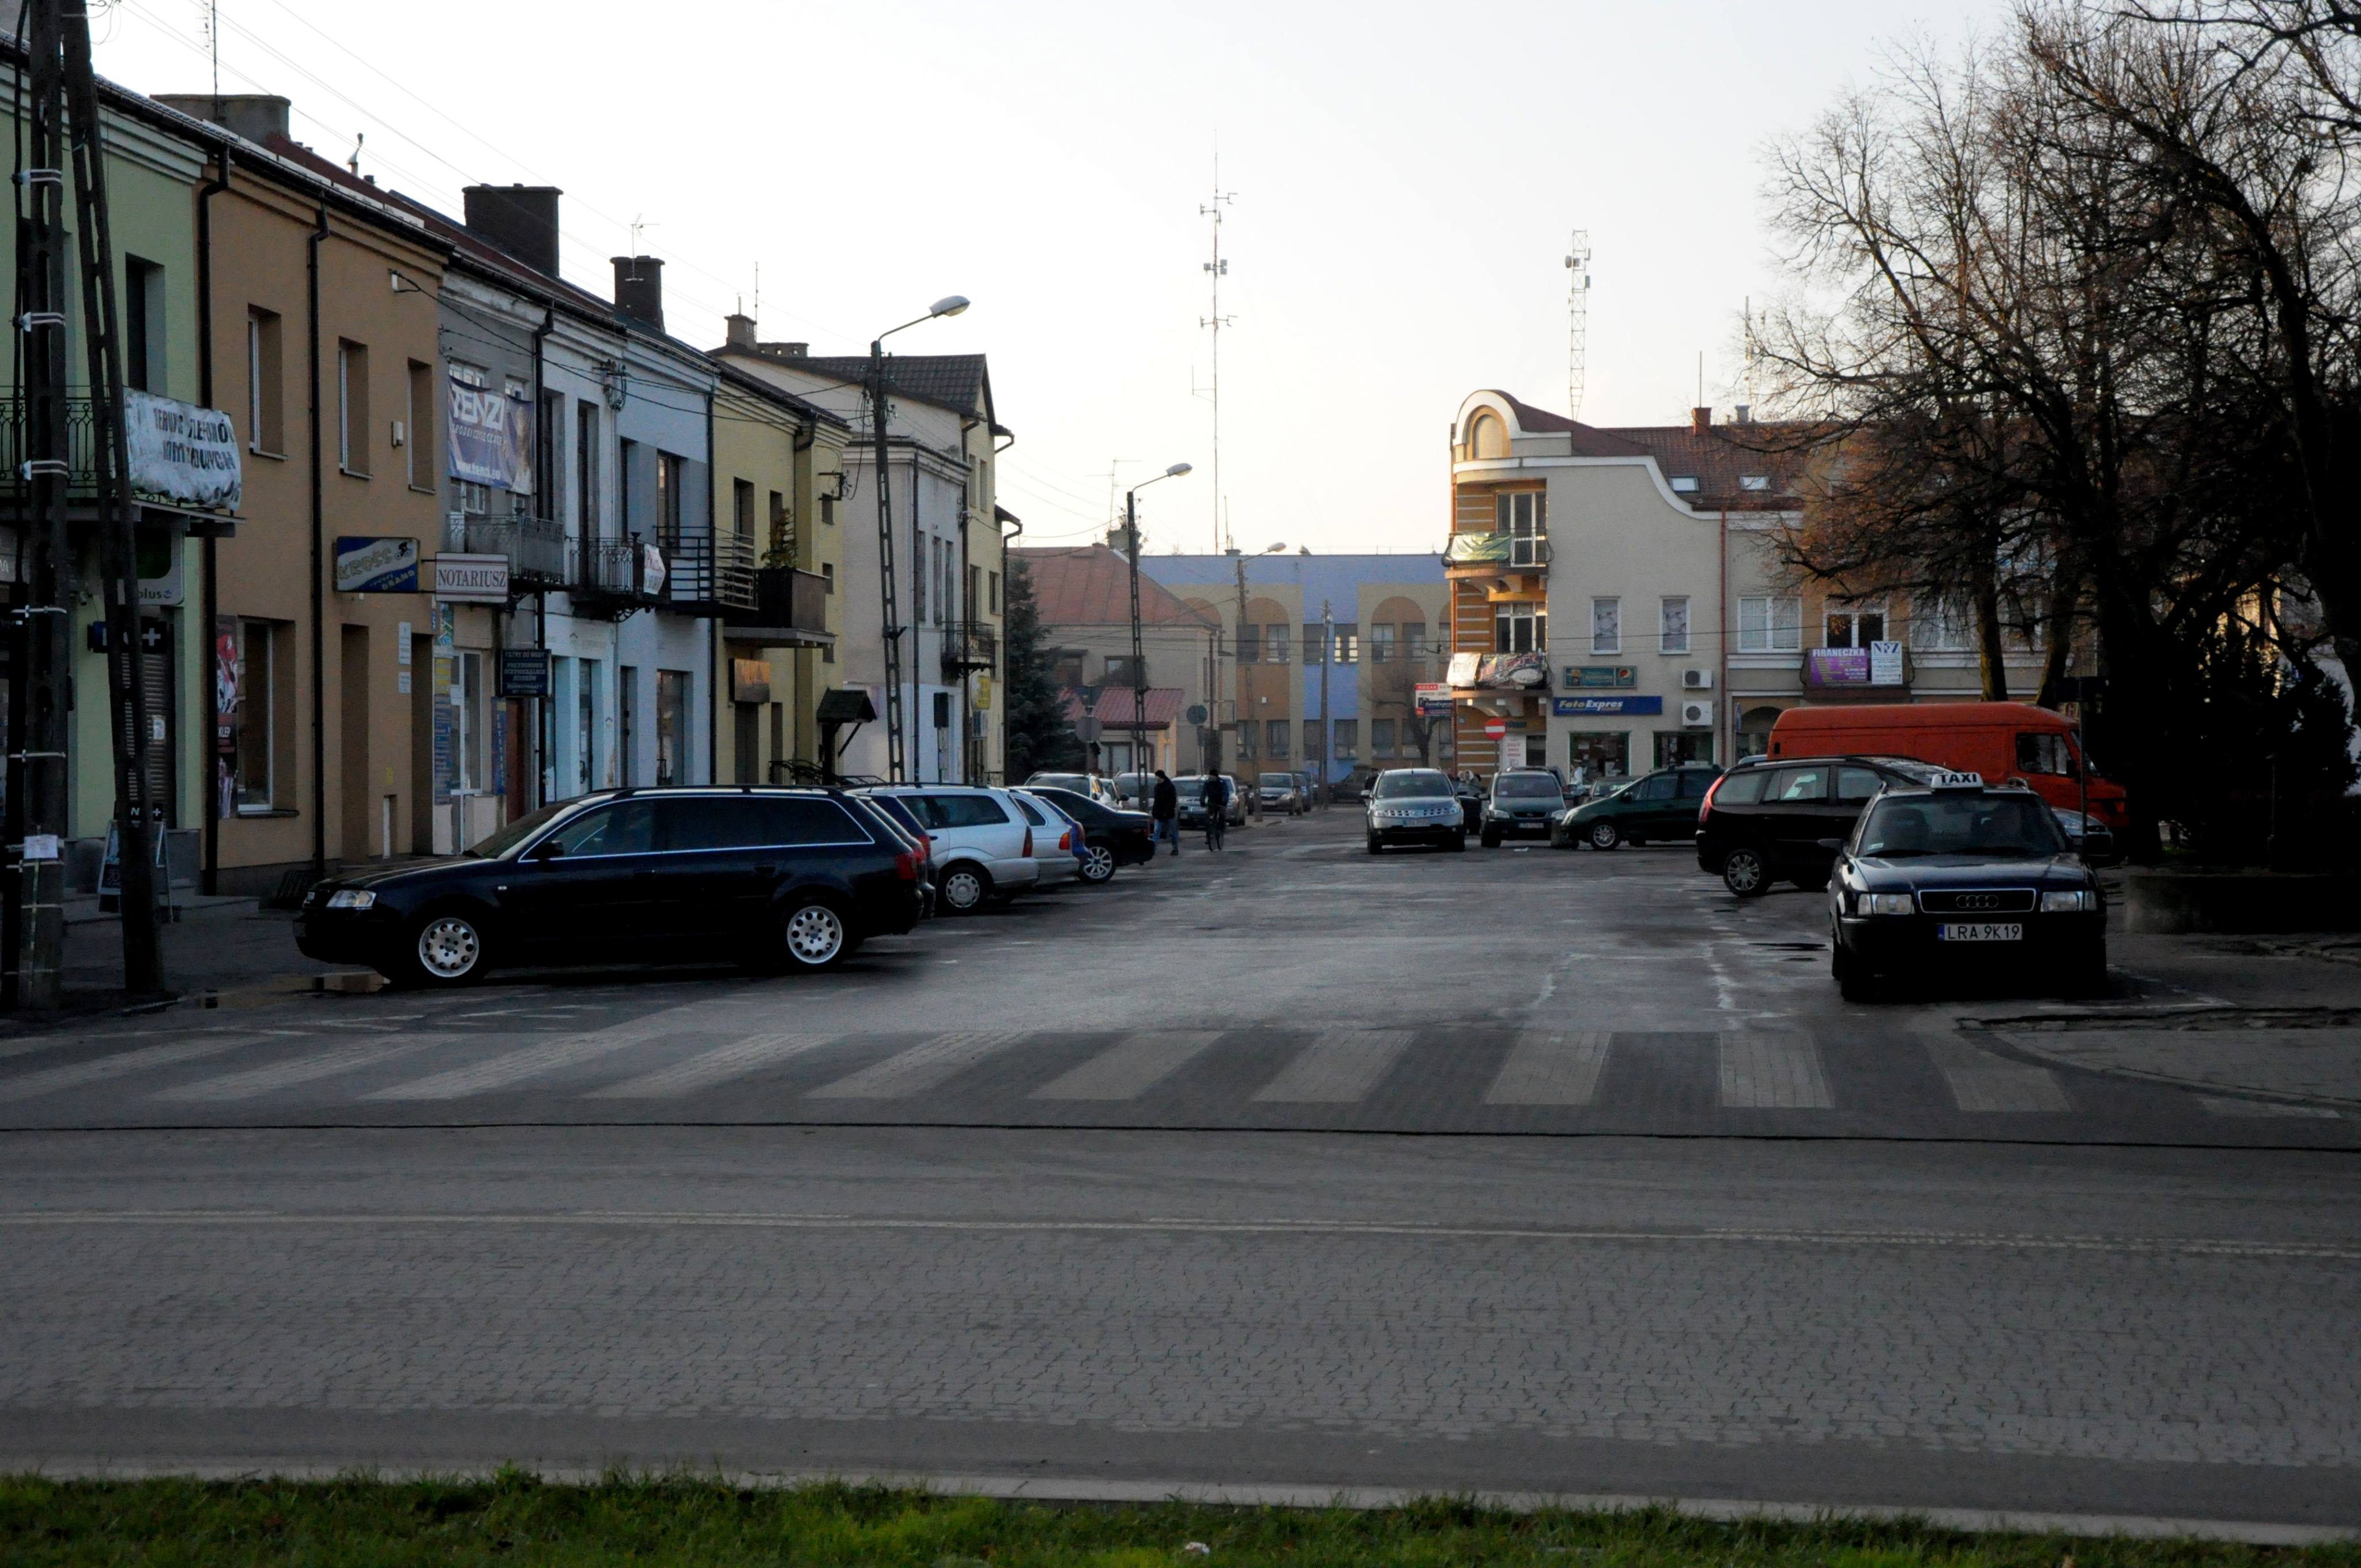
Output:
1200,165,1235,553
1563,230,1591,420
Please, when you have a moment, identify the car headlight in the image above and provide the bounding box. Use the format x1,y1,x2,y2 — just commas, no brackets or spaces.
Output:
1857,892,1914,916
2041,888,2094,913
325,889,376,910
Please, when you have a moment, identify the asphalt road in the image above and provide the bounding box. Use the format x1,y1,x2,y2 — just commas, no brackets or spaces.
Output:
5,806,2359,1534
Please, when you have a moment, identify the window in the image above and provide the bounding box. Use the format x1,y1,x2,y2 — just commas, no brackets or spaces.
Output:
1008,794,1049,827
1740,474,1771,491
1660,596,1690,655
406,361,436,489
2016,732,2075,776
914,533,928,622
1236,723,1257,760
1591,596,1621,655
536,388,560,513
914,793,1011,829
229,618,285,812
1635,772,1676,801
1402,621,1427,660
546,799,658,858
1370,623,1397,664
968,564,982,619
988,571,1000,613
655,669,689,786
1333,719,1359,759
1825,602,1887,648
1266,624,1289,664
1670,476,1700,493
733,478,756,542
1836,766,1887,804
618,440,638,537
1371,717,1397,755
1303,624,1326,663
449,650,485,797
245,308,284,454
618,665,637,787
1737,595,1803,653
1909,597,1972,651
1104,654,1144,685
768,490,789,567
1495,602,1544,654
821,562,835,593
1714,770,1767,805
1767,765,1830,804
657,451,685,549
659,796,869,851
1303,720,1325,763
820,493,836,527
1497,491,1547,564
1266,719,1290,758
1239,625,1261,664
1464,410,1506,460
1655,732,1714,768
336,340,369,475
575,401,599,540
1333,624,1359,664
125,256,162,391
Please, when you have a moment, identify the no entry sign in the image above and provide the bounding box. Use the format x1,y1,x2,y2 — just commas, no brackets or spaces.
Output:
1483,717,1508,740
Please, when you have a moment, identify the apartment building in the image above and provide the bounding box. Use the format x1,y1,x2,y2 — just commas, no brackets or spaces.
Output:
1013,543,1221,776
1446,392,2057,780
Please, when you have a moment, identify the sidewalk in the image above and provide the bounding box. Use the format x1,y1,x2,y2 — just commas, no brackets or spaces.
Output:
8,891,364,1030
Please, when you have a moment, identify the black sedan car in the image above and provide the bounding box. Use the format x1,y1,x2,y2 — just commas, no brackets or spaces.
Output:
295,787,929,986
1828,777,2107,1001
1023,785,1158,883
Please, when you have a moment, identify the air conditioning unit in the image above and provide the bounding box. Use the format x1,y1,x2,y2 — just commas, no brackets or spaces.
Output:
1681,668,1714,690
1680,700,1714,728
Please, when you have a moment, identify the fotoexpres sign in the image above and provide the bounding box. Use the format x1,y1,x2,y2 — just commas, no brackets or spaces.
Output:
1551,695,1665,717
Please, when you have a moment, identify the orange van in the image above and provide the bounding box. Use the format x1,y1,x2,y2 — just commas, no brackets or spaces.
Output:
1766,702,2126,828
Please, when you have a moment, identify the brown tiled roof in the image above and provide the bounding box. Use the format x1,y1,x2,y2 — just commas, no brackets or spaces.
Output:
1014,545,1219,628
1061,685,1187,730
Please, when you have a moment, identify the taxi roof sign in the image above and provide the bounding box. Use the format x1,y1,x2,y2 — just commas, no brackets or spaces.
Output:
1930,770,1986,789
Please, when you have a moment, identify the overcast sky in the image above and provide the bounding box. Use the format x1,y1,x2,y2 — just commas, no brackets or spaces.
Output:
96,0,2007,556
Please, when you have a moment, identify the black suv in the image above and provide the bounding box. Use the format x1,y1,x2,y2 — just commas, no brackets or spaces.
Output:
1695,755,1941,897
295,787,930,986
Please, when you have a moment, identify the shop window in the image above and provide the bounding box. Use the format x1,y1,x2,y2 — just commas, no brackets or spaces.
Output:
448,650,486,798
1660,596,1690,655
1565,730,1629,784
655,669,689,787
1654,732,1713,768
1737,596,1802,653
246,308,284,455
1591,597,1620,655
229,618,290,813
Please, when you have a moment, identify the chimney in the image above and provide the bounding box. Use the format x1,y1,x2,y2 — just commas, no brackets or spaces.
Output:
724,313,757,351
156,93,290,146
612,256,664,331
1691,406,1712,435
462,184,561,277
1733,404,1752,425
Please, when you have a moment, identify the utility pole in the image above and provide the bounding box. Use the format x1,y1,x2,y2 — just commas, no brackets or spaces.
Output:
1234,552,1251,806
1200,168,1234,555
1125,488,1146,778
1317,600,1332,808
868,344,906,782
8,0,163,1002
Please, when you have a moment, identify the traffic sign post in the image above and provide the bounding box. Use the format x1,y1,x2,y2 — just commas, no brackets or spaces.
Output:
1484,717,1508,740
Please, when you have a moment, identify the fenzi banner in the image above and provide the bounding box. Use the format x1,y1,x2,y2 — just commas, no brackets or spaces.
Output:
126,390,242,510
446,375,533,492
335,536,421,593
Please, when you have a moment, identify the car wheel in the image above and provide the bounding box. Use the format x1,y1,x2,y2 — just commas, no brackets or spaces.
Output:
1722,846,1770,898
400,908,488,988
938,862,991,914
780,896,853,970
1480,828,1502,848
1078,842,1118,884
1367,834,1382,855
1587,821,1621,851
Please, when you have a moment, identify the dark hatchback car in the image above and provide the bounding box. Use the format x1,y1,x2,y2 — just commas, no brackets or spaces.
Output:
1024,785,1157,883
1481,770,1568,846
295,787,929,986
1695,755,1941,896
1555,763,1721,850
1830,779,2106,1000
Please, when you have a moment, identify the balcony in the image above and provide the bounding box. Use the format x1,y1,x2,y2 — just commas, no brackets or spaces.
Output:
722,567,832,647
657,527,759,613
941,620,998,675
1443,530,1551,570
1,394,240,533
571,534,661,615
443,512,572,587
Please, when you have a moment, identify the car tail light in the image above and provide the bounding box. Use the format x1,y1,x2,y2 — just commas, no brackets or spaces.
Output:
1700,774,1726,817
1059,830,1073,851
1023,827,1034,856
894,849,921,881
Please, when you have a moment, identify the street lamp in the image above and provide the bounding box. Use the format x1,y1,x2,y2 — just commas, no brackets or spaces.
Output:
869,294,970,782
1124,462,1194,782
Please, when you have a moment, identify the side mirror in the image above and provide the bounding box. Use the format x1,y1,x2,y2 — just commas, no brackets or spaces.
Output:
1816,838,1846,852
529,838,566,862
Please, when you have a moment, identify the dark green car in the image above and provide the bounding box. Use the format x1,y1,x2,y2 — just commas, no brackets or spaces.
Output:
1551,763,1722,850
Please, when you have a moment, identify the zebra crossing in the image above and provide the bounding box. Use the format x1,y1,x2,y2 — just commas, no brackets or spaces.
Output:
0,1016,2347,1133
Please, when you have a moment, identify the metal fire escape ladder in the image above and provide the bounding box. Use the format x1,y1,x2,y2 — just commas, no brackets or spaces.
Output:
870,357,906,782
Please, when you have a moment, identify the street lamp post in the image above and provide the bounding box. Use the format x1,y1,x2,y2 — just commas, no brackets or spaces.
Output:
869,294,968,782
1124,462,1191,781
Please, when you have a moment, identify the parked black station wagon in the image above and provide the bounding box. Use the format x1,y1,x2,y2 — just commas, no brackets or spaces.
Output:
295,787,930,986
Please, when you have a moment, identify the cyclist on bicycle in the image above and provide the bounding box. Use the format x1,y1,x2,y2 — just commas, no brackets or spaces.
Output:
1202,768,1230,851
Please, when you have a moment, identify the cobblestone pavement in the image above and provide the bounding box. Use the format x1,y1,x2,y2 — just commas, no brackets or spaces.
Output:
6,812,2360,1526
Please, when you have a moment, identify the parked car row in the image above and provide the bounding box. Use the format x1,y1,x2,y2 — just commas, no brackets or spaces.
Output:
296,777,1171,989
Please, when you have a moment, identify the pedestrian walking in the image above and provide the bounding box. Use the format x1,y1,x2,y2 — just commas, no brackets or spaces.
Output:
1202,768,1229,851
1151,769,1180,857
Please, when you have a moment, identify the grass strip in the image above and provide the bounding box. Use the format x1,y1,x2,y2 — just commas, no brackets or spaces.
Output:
2,1474,2352,1567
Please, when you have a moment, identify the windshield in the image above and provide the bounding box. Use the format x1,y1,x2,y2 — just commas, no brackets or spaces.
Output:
1495,773,1560,798
1174,779,1204,798
1857,794,2063,858
466,799,576,859
1027,773,1088,792
1374,771,1453,800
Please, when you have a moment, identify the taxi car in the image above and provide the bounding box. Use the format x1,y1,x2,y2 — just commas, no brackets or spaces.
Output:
1828,774,2106,1001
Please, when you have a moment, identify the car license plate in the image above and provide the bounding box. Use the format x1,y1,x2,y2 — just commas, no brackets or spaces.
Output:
1937,922,2022,942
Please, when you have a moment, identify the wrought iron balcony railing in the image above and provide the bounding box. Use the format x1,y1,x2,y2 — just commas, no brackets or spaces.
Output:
443,512,572,586
941,620,998,674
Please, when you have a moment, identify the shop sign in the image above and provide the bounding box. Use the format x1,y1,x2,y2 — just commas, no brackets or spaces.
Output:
1446,651,1483,688
1562,664,1637,689
1869,639,1906,684
1806,644,1908,687
971,672,994,710
126,390,242,511
1473,651,1549,689
730,658,772,705
1552,695,1665,717
499,649,551,698
432,553,510,602
445,374,533,493
335,536,421,594
1414,681,1453,715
